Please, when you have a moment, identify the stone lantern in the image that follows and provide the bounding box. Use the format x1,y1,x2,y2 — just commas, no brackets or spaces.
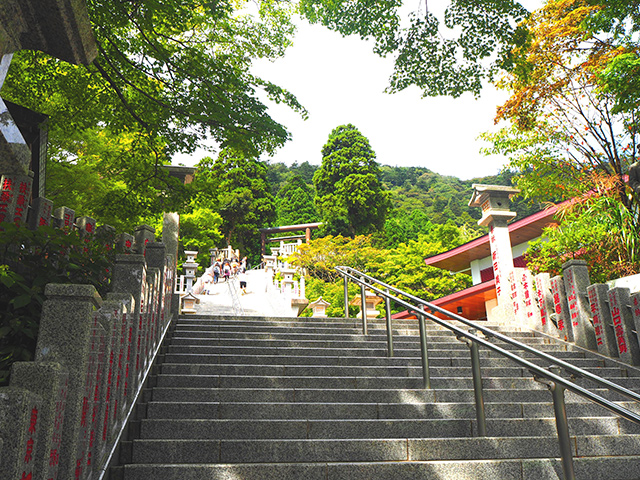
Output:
182,251,199,293
280,267,296,294
309,297,331,318
350,291,383,319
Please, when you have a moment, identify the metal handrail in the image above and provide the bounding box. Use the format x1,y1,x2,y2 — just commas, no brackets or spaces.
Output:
336,265,640,480
338,266,640,404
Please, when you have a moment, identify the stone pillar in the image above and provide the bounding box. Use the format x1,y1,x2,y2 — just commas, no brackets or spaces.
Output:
519,269,541,329
468,185,520,320
111,254,148,397
34,283,103,480
75,216,96,237
0,172,32,224
534,273,559,337
0,388,42,480
508,269,528,326
116,233,135,252
9,361,69,480
550,275,573,342
105,293,134,427
52,206,75,229
629,292,640,361
162,213,180,262
27,196,53,230
587,284,620,358
607,287,640,365
133,224,155,254
562,260,597,349
146,242,169,346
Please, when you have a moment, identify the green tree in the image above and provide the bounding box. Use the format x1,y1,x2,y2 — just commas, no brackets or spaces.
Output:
314,124,390,236
42,127,189,232
178,201,225,271
4,0,305,157
193,150,276,263
276,174,319,226
299,0,531,97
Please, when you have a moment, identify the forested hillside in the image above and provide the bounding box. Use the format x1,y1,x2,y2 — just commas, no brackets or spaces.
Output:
266,160,542,248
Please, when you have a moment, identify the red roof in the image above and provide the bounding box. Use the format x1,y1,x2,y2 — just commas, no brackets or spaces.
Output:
424,204,561,273
392,279,496,321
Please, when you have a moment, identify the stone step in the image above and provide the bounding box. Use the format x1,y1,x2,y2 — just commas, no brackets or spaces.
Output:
128,434,640,464
143,400,640,420
167,337,575,352
165,344,585,358
148,387,630,404
154,373,559,390
161,353,607,369
158,362,628,380
138,416,640,440
119,456,640,480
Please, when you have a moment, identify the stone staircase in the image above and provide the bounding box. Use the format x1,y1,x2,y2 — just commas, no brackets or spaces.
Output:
110,315,640,479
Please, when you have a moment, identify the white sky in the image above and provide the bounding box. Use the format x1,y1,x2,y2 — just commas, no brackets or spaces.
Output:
173,13,519,181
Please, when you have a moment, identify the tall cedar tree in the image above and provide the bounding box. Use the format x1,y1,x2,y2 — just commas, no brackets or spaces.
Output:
314,124,390,237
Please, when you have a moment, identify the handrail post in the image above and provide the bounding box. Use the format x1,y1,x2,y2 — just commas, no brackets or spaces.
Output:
343,274,349,318
467,329,487,436
360,278,367,335
385,289,394,357
417,312,431,389
535,366,576,480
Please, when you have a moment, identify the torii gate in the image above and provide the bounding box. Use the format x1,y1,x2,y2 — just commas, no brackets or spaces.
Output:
259,222,322,255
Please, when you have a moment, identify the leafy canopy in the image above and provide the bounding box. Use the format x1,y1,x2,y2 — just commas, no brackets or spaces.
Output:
299,0,531,97
313,124,390,237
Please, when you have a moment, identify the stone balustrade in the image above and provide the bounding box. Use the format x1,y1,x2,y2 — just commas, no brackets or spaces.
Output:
0,212,179,480
512,259,640,367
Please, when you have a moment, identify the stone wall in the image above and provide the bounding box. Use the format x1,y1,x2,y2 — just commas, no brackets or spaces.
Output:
0,208,179,480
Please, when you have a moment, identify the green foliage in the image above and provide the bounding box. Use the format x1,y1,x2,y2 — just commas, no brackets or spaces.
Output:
314,124,390,236
0,223,120,385
42,127,190,232
299,0,531,97
1,0,306,233
193,150,276,264
4,0,305,158
525,175,640,283
178,202,225,272
290,235,383,282
275,174,319,226
291,226,472,316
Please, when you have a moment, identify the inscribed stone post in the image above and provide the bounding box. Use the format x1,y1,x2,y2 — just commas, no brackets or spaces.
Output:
587,284,620,358
0,388,42,480
162,212,180,263
607,287,640,365
628,292,640,359
75,216,96,237
116,233,135,252
133,224,155,255
550,275,573,342
562,260,597,349
145,268,161,359
86,308,115,476
534,273,558,337
10,361,69,480
34,283,102,480
508,269,528,326
0,173,32,224
27,196,53,230
105,293,134,428
111,254,147,396
52,206,75,229
520,269,541,329
146,242,168,345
